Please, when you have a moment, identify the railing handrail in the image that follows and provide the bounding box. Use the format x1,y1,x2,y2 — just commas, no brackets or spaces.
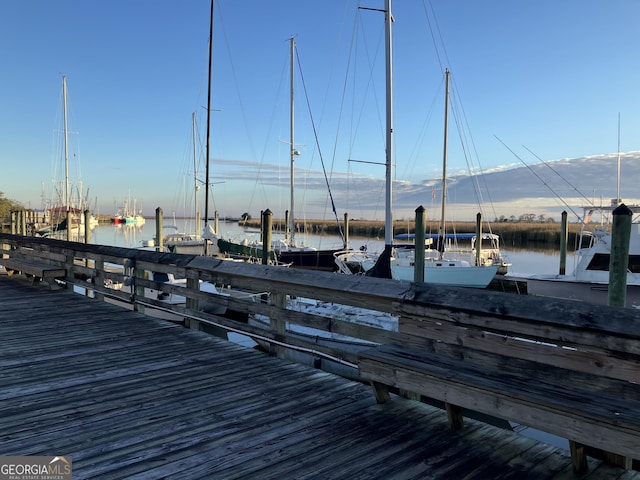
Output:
2,232,640,371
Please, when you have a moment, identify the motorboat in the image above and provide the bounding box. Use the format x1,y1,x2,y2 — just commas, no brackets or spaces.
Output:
524,202,640,308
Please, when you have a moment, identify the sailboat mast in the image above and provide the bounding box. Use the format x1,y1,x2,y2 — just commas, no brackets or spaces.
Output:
616,112,621,205
438,69,450,258
62,75,70,213
384,0,393,248
204,0,214,254
289,36,296,246
192,111,200,234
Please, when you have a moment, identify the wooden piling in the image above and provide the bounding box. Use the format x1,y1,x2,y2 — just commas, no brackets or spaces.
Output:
475,212,482,267
262,209,273,265
260,210,264,244
66,209,71,241
155,207,163,251
414,206,425,283
344,212,349,250
84,210,91,244
285,210,290,242
560,211,568,275
608,204,632,307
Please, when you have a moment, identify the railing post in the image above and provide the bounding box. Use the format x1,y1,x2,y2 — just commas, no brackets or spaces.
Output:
134,263,145,313
185,276,201,330
414,206,425,283
94,259,104,301
608,204,632,307
10,211,16,235
65,251,74,290
270,292,286,359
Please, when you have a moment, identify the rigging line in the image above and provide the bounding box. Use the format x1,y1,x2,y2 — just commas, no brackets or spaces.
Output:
420,3,500,226
331,2,361,188
246,43,289,223
448,74,499,226
310,1,353,189
217,1,271,215
401,75,439,181
295,47,345,243
522,145,595,207
494,135,582,220
421,0,449,74
353,7,386,158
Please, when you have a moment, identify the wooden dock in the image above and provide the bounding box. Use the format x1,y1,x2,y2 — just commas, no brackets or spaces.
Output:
0,274,638,479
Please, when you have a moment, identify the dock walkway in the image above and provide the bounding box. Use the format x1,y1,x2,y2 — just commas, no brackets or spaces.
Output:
1,273,637,479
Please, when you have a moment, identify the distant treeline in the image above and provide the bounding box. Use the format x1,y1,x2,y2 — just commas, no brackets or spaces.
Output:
240,218,586,250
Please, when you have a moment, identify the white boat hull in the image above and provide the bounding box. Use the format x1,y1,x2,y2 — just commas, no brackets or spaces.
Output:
525,275,640,309
391,264,498,287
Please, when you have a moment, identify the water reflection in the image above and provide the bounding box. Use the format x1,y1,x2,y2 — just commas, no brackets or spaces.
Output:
89,221,571,276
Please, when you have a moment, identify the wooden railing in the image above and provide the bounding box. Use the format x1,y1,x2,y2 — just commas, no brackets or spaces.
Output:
2,233,640,474
0,233,404,367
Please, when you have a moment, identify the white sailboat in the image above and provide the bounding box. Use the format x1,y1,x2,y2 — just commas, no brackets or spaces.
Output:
163,112,207,254
213,37,346,270
38,75,97,240
335,26,498,287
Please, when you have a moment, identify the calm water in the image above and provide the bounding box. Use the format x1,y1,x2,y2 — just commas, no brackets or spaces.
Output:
91,220,573,276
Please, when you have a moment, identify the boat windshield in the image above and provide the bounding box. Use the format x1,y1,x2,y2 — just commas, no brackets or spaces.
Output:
586,253,640,273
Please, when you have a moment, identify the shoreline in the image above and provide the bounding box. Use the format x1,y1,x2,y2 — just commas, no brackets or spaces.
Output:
237,218,585,249
84,214,585,250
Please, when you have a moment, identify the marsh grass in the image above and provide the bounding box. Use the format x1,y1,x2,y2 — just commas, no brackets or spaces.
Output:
241,218,589,250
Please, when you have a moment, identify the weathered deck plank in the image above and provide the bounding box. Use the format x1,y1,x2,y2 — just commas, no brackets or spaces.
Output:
0,273,637,480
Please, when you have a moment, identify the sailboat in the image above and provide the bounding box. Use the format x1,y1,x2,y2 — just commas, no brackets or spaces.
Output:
37,74,97,240
163,112,207,254
334,17,498,287
213,37,347,271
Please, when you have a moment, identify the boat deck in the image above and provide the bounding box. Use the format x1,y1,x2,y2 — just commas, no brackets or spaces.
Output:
1,272,638,479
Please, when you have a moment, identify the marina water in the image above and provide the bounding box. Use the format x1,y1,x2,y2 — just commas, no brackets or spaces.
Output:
91,220,572,276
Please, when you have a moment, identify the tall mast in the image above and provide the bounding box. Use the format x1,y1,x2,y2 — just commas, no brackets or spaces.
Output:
384,0,393,248
204,0,214,254
616,112,621,205
438,69,450,258
192,111,200,233
289,36,296,246
62,75,70,212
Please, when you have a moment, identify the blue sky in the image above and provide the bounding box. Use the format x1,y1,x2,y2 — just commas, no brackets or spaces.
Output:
2,1,639,222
